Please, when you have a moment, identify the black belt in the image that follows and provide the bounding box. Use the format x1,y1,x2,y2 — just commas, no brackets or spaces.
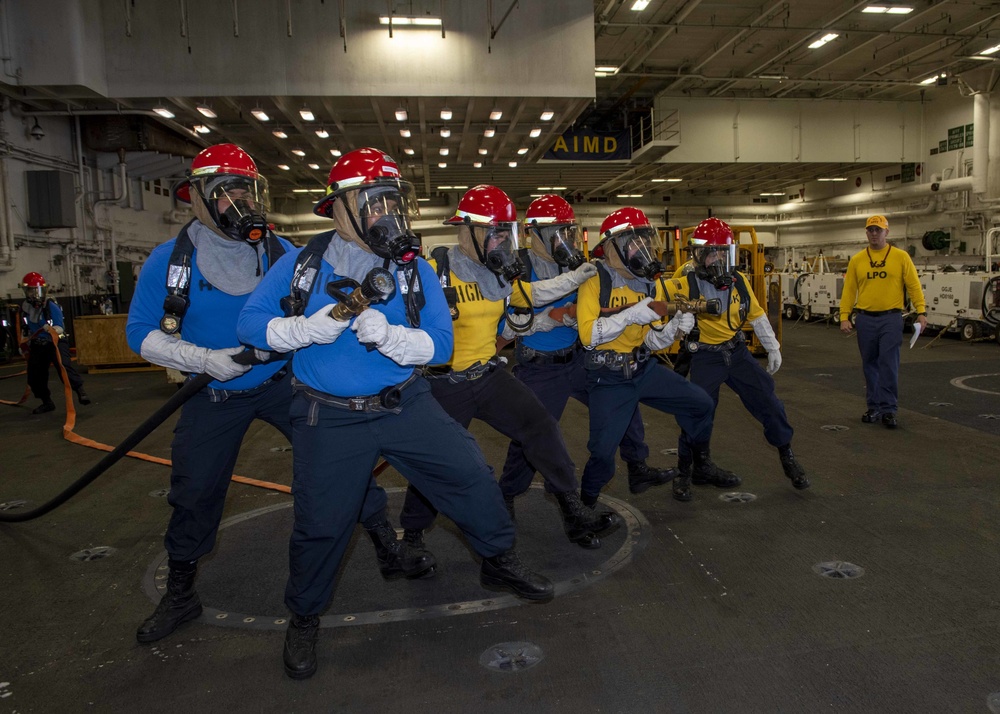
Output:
584,345,650,377
515,342,579,366
292,373,417,413
689,333,744,353
856,308,902,316
202,367,287,403
424,357,503,383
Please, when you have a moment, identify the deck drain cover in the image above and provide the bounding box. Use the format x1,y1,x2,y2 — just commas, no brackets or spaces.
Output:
821,424,849,431
659,447,678,455
720,492,756,503
813,561,864,579
70,546,117,562
0,500,28,511
149,488,169,498
480,642,543,672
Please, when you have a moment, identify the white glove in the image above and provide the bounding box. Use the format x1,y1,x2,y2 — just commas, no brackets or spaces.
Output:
591,297,663,346
500,306,561,340
644,311,695,351
351,308,435,366
750,315,782,375
265,306,350,352
527,263,598,304
140,331,251,381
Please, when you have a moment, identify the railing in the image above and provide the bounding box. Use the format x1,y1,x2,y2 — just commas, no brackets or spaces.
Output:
629,108,680,153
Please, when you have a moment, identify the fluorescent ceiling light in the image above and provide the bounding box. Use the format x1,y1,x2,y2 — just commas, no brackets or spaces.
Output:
473,162,483,168
437,185,453,190
193,125,210,134
595,65,619,74
551,186,567,191
886,6,913,12
979,44,1000,56
517,147,529,155
403,147,415,155
920,74,943,85
759,192,785,196
315,128,329,138
440,107,452,121
440,127,451,138
438,162,447,168
529,127,541,138
508,161,517,168
439,147,449,156
483,127,496,138
153,106,175,119
277,164,290,170
478,148,488,155
454,186,468,190
418,198,431,202
631,0,650,10
540,110,554,121
291,149,306,157
817,177,848,182
196,105,217,118
395,108,408,121
330,149,342,157
400,128,411,138
617,193,643,198
308,163,320,170
379,15,443,26
251,108,270,122
273,130,288,139
808,33,838,49
652,178,683,182
863,4,913,12
299,108,315,121
489,110,503,121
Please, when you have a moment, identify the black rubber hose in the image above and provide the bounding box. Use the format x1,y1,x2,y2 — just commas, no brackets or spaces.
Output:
0,350,280,523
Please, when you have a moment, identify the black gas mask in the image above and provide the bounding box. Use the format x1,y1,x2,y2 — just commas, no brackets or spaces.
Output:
472,225,524,284
534,225,585,270
611,229,664,281
694,246,736,289
351,187,421,265
200,176,269,244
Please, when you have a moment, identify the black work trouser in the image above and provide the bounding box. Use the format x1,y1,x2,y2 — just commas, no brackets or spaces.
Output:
400,367,579,531
26,339,84,402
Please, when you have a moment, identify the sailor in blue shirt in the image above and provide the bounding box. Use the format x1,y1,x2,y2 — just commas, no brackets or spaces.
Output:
236,148,552,680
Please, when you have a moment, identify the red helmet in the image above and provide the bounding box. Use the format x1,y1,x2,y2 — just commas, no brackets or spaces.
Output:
448,185,522,282
691,218,736,287
174,144,264,204
525,195,584,269
314,148,420,265
21,272,48,306
598,207,662,280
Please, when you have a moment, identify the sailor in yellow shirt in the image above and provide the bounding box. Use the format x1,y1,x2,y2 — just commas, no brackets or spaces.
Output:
666,218,809,499
576,207,734,506
400,185,620,552
839,214,928,429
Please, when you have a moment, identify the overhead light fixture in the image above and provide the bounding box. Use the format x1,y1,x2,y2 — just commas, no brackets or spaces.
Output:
299,108,315,121
440,127,451,138
273,129,288,139
196,105,217,119
651,178,683,183
759,192,785,196
630,0,650,10
483,127,496,138
400,127,411,138
920,73,944,85
378,15,443,26
395,107,408,121
439,147,449,156
277,164,290,170
529,127,541,138
193,124,210,134
330,148,342,157
808,33,838,49
617,193,644,198
251,108,270,122
454,185,468,190
595,65,620,76
291,149,306,157
862,5,913,13
315,128,330,138
308,163,320,170
403,147,415,156
438,162,447,168
508,161,517,168
817,177,848,182
153,106,175,119
418,198,431,202
478,148,488,155
489,109,503,121
437,185,453,190
540,110,554,121
440,107,452,121
551,186,567,191
978,44,1000,56
517,147,529,155
473,161,483,168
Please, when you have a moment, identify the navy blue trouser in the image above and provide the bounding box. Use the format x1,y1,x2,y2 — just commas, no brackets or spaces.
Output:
166,375,386,562
581,360,715,500
26,338,84,401
498,348,648,499
401,367,579,531
677,342,794,462
855,312,903,414
286,377,514,617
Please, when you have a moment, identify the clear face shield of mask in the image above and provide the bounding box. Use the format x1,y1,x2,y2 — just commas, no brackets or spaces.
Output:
201,175,271,244
353,183,421,265
534,224,584,269
23,285,46,306
474,222,523,282
694,243,737,286
613,227,663,280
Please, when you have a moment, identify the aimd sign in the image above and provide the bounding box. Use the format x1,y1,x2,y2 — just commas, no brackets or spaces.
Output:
544,129,631,161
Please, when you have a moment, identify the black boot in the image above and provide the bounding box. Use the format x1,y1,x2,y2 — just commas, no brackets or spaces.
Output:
75,387,91,405
32,399,55,415
691,446,741,488
555,492,603,549
366,522,436,580
627,461,677,494
283,614,319,680
503,495,516,522
672,463,694,502
778,445,810,490
136,559,202,643
480,550,554,601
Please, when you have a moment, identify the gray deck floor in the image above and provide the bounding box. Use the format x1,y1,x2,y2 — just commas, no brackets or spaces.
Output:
1,320,998,713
